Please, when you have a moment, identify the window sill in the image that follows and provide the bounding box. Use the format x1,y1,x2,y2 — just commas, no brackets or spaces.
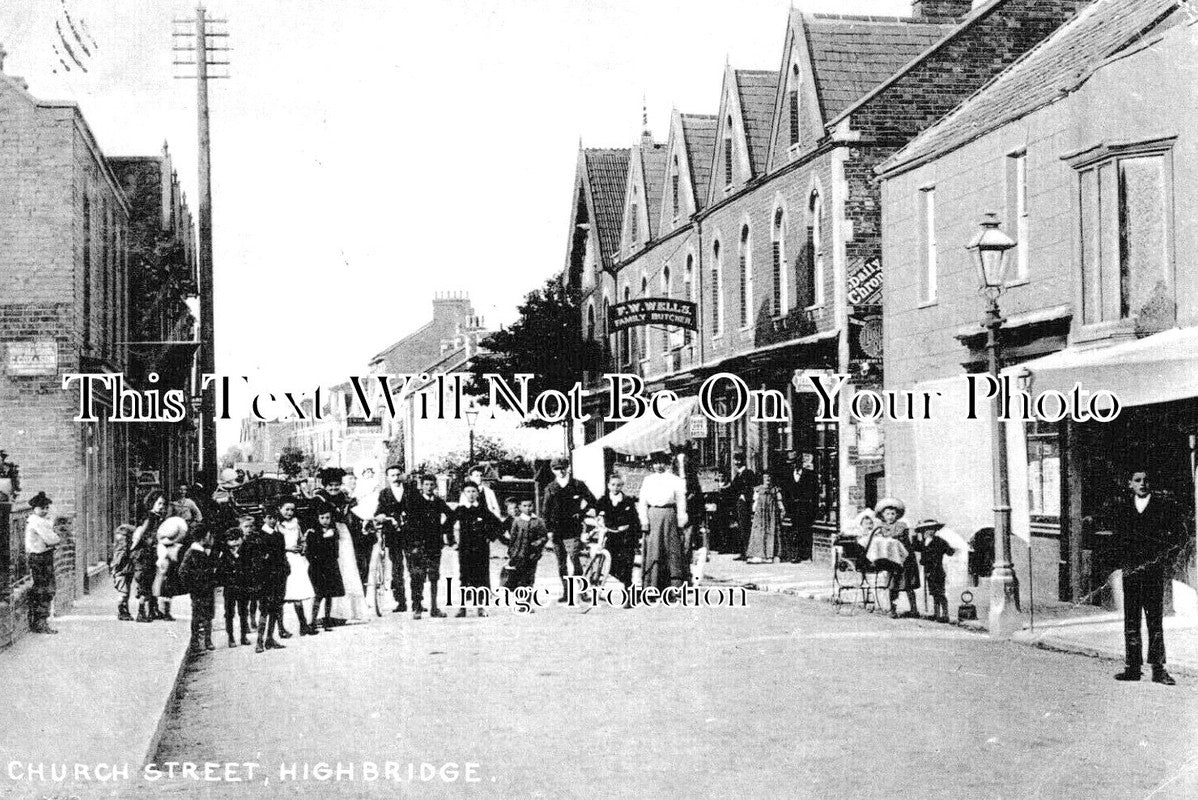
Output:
804,303,824,312
918,299,938,309
1071,319,1138,345
739,324,753,333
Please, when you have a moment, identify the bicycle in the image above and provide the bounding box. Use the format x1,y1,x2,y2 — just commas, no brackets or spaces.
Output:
365,518,394,617
580,515,616,597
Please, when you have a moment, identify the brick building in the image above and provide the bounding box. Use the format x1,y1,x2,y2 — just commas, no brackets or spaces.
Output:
0,63,132,637
570,0,1091,552
110,143,201,502
878,0,1197,609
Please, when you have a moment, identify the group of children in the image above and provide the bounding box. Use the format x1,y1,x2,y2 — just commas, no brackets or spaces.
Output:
848,497,958,622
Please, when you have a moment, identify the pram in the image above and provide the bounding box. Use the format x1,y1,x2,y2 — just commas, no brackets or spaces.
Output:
831,535,888,609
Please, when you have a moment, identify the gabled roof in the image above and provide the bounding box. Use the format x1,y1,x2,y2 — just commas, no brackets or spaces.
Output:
734,69,778,174
582,148,631,265
880,0,1182,176
804,13,957,121
638,138,669,239
679,113,717,212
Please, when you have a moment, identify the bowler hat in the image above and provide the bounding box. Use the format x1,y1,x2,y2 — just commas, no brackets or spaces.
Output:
551,457,570,470
874,497,906,518
29,491,52,509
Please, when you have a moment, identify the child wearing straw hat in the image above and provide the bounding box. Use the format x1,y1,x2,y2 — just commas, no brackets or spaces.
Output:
914,518,956,623
875,497,921,619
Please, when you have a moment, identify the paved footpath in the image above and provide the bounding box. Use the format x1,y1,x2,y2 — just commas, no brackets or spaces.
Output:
705,552,1198,674
0,589,193,783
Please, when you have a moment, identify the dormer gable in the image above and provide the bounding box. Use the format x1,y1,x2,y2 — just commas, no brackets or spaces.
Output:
658,109,716,234
766,11,827,171
708,66,778,207
619,136,667,257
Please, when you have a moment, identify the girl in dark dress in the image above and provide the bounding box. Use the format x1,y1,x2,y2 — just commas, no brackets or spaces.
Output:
453,484,503,617
308,508,345,629
131,491,168,622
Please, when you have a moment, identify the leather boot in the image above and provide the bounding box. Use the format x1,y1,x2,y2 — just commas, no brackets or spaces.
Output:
160,601,176,622
136,602,149,623
118,600,133,621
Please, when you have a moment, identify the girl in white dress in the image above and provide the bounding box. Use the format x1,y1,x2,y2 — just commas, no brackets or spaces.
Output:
332,520,368,621
278,500,318,636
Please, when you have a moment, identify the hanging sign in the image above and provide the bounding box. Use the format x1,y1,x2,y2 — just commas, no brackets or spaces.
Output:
608,298,697,332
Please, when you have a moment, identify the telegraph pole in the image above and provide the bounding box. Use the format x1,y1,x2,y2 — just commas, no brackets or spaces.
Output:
173,5,229,489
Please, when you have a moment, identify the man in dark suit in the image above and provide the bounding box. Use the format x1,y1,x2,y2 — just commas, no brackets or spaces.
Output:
375,464,412,613
728,452,757,558
402,474,454,619
785,453,820,563
542,457,596,601
1097,467,1189,685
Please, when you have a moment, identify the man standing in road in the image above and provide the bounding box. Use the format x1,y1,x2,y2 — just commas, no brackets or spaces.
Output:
542,457,595,602
376,465,411,613
785,453,820,563
728,452,757,558
638,451,689,590
1097,466,1189,686
403,474,453,620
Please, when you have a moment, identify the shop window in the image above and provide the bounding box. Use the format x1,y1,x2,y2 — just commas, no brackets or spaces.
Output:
1076,145,1172,326
1026,420,1061,521
814,421,839,525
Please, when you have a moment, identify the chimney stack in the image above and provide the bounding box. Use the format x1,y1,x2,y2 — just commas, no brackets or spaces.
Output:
911,0,972,21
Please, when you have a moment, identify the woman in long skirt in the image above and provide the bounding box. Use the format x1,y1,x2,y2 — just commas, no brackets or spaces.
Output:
308,508,345,629
278,500,317,635
331,517,367,622
746,473,785,563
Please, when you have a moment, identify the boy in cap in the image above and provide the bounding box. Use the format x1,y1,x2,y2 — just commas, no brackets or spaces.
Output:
914,518,955,623
24,492,61,634
179,527,221,652
219,517,257,646
542,457,595,601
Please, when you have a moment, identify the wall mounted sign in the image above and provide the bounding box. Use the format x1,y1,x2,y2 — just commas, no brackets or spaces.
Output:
608,298,697,331
5,340,58,376
846,257,882,305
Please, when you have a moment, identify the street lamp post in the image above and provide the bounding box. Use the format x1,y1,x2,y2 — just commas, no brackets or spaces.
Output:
465,405,480,467
967,212,1021,637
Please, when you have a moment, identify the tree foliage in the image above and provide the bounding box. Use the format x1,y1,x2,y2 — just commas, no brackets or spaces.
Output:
465,277,600,428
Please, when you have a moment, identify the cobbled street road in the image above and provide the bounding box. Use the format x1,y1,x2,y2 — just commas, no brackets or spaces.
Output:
134,555,1198,800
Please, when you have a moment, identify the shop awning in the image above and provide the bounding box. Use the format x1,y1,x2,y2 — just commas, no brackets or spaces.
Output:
1012,327,1198,409
588,395,700,455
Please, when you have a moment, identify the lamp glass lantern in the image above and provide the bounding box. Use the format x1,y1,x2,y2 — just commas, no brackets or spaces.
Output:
967,212,1017,293
464,407,480,429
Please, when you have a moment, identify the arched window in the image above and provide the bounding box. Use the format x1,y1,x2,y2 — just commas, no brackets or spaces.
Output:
671,155,680,218
723,117,734,187
711,240,723,336
602,294,612,363
683,254,695,345
789,64,800,147
640,274,649,359
804,192,824,308
739,224,752,328
586,301,596,341
661,265,671,352
622,286,632,365
773,207,788,316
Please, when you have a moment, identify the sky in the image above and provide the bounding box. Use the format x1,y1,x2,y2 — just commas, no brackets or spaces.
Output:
0,0,911,444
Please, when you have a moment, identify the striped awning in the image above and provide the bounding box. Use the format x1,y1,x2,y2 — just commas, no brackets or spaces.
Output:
589,395,700,456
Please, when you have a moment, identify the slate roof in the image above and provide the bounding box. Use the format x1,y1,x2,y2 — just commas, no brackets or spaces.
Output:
639,139,670,239
881,0,1182,175
805,14,957,121
582,148,630,266
679,113,717,211
734,70,779,175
